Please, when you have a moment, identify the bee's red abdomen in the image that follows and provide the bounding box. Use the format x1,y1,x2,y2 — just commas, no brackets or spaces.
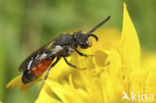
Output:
30,60,52,77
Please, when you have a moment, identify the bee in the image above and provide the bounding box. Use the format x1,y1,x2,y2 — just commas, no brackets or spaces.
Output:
19,16,110,88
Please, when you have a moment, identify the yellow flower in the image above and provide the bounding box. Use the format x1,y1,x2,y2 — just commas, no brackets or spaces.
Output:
35,3,156,103
6,75,41,92
7,3,156,103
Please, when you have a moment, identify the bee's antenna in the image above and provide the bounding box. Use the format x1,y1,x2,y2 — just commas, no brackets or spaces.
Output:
87,16,111,34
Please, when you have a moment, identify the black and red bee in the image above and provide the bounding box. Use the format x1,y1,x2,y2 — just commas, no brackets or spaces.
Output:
19,16,110,87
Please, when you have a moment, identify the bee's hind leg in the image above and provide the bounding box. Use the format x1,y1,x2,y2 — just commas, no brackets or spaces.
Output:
38,57,60,96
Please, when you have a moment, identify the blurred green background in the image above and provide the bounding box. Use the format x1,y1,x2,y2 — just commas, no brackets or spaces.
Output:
0,0,155,103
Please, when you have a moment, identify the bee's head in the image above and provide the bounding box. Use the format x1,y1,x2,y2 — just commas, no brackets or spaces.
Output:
75,31,98,49
74,16,111,49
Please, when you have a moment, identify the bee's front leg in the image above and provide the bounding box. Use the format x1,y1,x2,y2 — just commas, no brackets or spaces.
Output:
64,57,86,70
75,49,94,57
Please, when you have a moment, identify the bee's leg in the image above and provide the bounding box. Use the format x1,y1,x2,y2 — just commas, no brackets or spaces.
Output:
38,57,60,95
64,57,86,70
75,49,94,57
44,58,60,80
64,57,76,68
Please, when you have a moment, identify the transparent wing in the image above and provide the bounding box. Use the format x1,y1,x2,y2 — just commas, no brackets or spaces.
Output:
18,40,56,72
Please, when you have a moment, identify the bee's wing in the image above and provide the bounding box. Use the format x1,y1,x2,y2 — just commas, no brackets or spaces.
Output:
18,40,64,72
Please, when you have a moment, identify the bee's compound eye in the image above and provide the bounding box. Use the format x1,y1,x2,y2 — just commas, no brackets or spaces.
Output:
79,40,92,49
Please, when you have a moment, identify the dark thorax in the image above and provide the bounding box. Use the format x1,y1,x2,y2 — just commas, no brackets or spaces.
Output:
52,33,75,57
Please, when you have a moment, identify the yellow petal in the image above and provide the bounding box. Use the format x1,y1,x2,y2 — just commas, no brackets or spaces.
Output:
109,49,123,94
119,3,141,67
6,76,23,89
35,85,62,103
6,75,41,92
44,78,91,103
142,53,156,70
